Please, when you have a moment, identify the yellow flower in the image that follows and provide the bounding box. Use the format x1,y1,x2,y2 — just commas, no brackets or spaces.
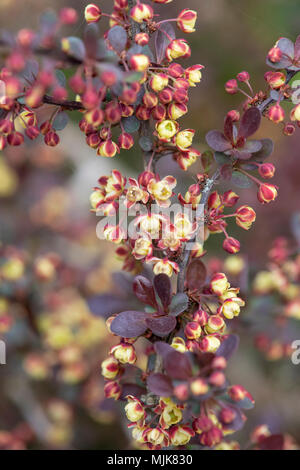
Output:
175,129,195,150
156,120,179,141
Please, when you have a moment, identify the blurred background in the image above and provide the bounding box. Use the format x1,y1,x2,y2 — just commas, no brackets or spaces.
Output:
0,0,300,449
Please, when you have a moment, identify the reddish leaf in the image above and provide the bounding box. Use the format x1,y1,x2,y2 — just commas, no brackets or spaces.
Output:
295,35,300,60
110,310,148,338
146,315,176,337
238,108,261,139
164,349,192,380
258,434,284,451
107,26,127,54
216,335,239,360
153,274,172,310
133,275,157,308
147,373,173,397
155,23,175,63
206,130,231,152
223,115,234,143
186,259,207,291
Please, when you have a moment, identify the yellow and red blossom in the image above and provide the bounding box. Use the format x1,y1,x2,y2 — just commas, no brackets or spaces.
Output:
205,315,225,334
218,297,245,319
264,71,286,89
84,4,102,23
125,396,146,423
257,183,278,204
135,32,149,46
175,129,195,151
184,321,202,340
185,64,204,86
124,178,149,208
134,212,165,237
235,205,256,230
110,343,137,364
166,39,191,62
132,236,153,260
177,9,197,33
171,337,187,353
268,104,285,123
104,381,122,400
156,119,179,141
175,148,200,171
168,102,188,120
157,226,182,251
148,257,179,276
149,73,169,92
147,175,176,207
222,190,239,207
129,54,150,72
178,182,201,208
130,3,154,23
142,427,169,447
97,140,120,157
169,425,194,446
89,189,105,210
210,273,230,296
103,224,126,244
223,236,240,254
190,378,209,396
199,335,221,353
156,398,183,429
101,356,120,379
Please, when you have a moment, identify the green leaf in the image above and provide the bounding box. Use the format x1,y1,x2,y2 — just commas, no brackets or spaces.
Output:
139,136,153,152
214,151,230,166
122,116,140,134
170,293,189,317
201,150,213,172
55,70,66,88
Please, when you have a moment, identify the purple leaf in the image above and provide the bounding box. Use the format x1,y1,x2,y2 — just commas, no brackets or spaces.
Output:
62,37,86,61
87,295,135,318
231,149,252,161
220,406,245,432
238,108,261,139
186,259,207,291
107,26,127,54
223,115,234,143
294,35,300,60
251,138,274,162
153,274,172,310
216,335,239,360
147,373,173,397
120,384,146,400
277,37,294,59
84,23,99,58
231,170,253,188
154,341,174,358
146,315,176,337
164,350,192,380
258,434,284,451
155,23,175,63
133,275,157,308
206,130,231,152
243,139,262,153
170,293,189,317
110,311,148,338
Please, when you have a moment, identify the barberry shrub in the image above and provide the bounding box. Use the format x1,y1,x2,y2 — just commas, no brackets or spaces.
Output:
1,0,300,450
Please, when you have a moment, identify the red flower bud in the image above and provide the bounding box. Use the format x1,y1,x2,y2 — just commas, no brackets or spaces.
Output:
84,4,102,23
59,7,78,25
40,121,52,135
17,29,35,48
105,102,121,124
184,321,202,340
82,88,99,110
225,79,238,94
7,131,24,146
268,46,282,63
257,183,278,204
104,380,121,400
152,104,167,121
168,63,184,78
136,104,151,121
237,70,250,82
159,88,174,104
69,75,86,94
25,126,40,140
193,308,208,326
130,3,153,23
264,71,285,89
143,92,158,108
0,119,13,135
223,236,240,254
86,132,101,148
209,370,226,387
258,163,275,179
44,130,60,147
129,54,150,72
267,103,285,123
226,110,240,122
173,88,188,103
166,39,191,62
118,132,134,150
135,33,149,46
222,190,239,207
220,407,236,424
283,122,296,136
97,140,119,157
85,108,105,127
120,103,134,117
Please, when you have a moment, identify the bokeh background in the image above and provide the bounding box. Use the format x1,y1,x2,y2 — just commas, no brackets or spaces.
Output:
0,0,300,449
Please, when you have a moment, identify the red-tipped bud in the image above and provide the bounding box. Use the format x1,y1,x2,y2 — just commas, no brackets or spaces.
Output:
17,29,35,48
173,88,188,103
130,3,153,23
222,190,239,207
118,132,134,150
283,122,296,136
268,46,282,63
258,163,275,179
84,4,102,23
228,384,247,402
86,132,101,148
135,32,149,46
236,70,250,82
220,407,236,424
25,85,44,108
177,9,197,34
143,92,158,108
149,73,169,92
85,108,104,127
193,308,208,326
69,75,86,94
0,119,13,135
152,104,167,121
209,371,226,387
129,54,150,72
25,126,40,140
267,103,285,123
168,63,184,78
166,39,191,62
59,7,78,25
227,110,240,122
7,131,24,146
257,183,278,204
97,140,119,157
264,71,285,89
104,381,121,400
82,88,99,110
105,102,121,124
136,104,151,121
223,236,240,254
40,121,52,135
184,321,202,340
44,131,60,147
225,79,238,94
235,205,256,230
159,88,174,104
168,102,187,120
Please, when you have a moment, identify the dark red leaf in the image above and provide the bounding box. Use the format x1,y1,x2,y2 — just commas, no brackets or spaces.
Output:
223,115,234,143
295,35,300,60
153,274,171,310
164,349,192,380
146,315,176,337
107,25,127,54
110,310,148,338
186,259,207,291
87,295,136,319
206,130,232,152
155,23,175,63
238,108,261,139
147,373,173,397
258,434,284,451
120,384,146,400
133,275,157,308
216,334,239,360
